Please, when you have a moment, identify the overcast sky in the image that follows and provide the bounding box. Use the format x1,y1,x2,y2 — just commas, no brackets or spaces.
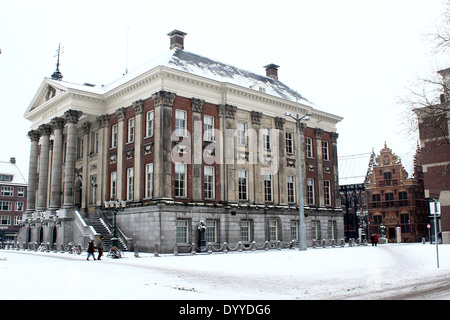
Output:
1,0,448,179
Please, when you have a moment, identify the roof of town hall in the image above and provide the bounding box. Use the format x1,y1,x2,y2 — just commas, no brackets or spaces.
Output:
46,48,315,107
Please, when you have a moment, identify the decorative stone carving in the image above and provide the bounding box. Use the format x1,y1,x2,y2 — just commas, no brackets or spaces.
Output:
251,110,262,125
65,109,82,124
115,107,126,122
191,98,205,113
133,100,144,114
27,130,40,142
275,116,286,130
218,104,237,119
152,90,176,107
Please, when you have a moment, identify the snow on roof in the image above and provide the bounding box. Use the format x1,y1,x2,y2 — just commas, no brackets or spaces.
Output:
338,152,374,186
0,160,27,185
50,49,314,107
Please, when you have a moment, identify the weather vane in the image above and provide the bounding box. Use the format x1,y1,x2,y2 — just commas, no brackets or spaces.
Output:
51,43,64,80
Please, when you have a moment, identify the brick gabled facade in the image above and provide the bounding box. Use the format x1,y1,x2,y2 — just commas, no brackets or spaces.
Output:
366,143,428,242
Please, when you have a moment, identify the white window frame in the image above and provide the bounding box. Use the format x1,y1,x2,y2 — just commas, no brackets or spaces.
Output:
175,110,187,137
322,140,329,161
1,186,14,197
204,116,214,142
128,118,135,143
111,124,118,149
264,174,273,202
307,178,315,205
176,219,189,244
204,166,215,199
287,175,295,203
324,180,331,206
305,137,313,158
238,169,248,200
262,128,271,151
286,132,294,154
175,163,187,197
237,122,247,146
146,111,154,138
127,167,134,201
145,163,153,199
110,171,117,200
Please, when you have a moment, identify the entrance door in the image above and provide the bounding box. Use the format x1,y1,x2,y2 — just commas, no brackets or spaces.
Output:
388,227,396,241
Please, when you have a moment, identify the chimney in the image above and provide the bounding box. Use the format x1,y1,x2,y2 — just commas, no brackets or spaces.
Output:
9,157,16,164
167,30,187,50
264,64,280,80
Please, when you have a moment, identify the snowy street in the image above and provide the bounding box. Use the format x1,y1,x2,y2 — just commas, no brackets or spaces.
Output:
1,243,449,300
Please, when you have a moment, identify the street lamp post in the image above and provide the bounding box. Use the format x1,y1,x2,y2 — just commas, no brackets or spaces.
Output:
104,199,126,248
286,110,312,251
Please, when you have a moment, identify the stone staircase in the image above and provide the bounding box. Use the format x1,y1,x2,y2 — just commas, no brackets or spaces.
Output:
86,218,128,251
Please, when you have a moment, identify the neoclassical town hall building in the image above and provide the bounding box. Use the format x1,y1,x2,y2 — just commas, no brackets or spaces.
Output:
18,31,343,252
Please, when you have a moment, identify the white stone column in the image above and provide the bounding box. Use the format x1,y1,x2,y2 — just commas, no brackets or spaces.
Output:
191,98,205,201
133,100,144,202
115,107,126,201
49,117,65,211
25,130,40,217
63,110,82,208
152,91,176,200
37,124,52,211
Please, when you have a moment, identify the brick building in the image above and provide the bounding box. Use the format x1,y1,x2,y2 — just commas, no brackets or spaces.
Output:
414,67,450,244
0,158,27,241
18,31,343,252
366,143,428,243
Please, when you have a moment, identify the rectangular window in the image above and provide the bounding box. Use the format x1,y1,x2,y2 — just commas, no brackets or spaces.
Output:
77,137,84,159
146,111,154,138
237,122,247,146
15,201,24,212
14,216,21,225
0,201,12,211
305,137,313,158
241,220,251,242
374,215,382,226
262,128,271,150
307,178,315,205
290,221,298,241
322,141,329,161
90,175,97,205
204,116,214,142
399,191,408,206
206,220,217,243
128,118,135,143
238,169,248,200
145,163,153,199
110,171,117,200
328,220,337,240
1,186,13,197
111,124,118,148
127,167,134,201
175,163,186,197
17,187,25,197
204,166,215,199
372,194,381,208
264,174,273,202
385,193,394,207
287,175,295,203
91,131,99,154
269,220,278,241
0,215,11,225
286,132,294,154
176,220,188,244
384,172,392,186
175,110,187,137
311,220,320,240
324,180,331,206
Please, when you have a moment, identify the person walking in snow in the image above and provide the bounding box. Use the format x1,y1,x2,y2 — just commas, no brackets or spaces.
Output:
370,234,375,246
373,234,378,246
97,236,104,260
86,240,96,260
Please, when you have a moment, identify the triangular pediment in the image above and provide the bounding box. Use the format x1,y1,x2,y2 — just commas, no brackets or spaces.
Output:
24,78,68,117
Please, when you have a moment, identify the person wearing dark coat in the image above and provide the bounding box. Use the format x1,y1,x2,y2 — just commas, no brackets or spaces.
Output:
373,234,379,246
97,236,104,260
87,240,96,260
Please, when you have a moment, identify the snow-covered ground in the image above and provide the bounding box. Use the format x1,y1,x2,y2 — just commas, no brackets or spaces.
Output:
1,243,449,300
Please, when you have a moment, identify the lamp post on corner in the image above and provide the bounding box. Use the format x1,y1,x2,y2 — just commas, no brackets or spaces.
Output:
104,199,126,248
285,110,312,251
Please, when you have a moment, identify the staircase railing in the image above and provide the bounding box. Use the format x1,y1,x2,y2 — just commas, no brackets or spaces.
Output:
98,210,132,251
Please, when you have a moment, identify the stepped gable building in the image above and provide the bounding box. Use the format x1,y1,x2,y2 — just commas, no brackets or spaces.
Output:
18,30,343,252
0,158,27,241
414,67,450,244
366,143,428,243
